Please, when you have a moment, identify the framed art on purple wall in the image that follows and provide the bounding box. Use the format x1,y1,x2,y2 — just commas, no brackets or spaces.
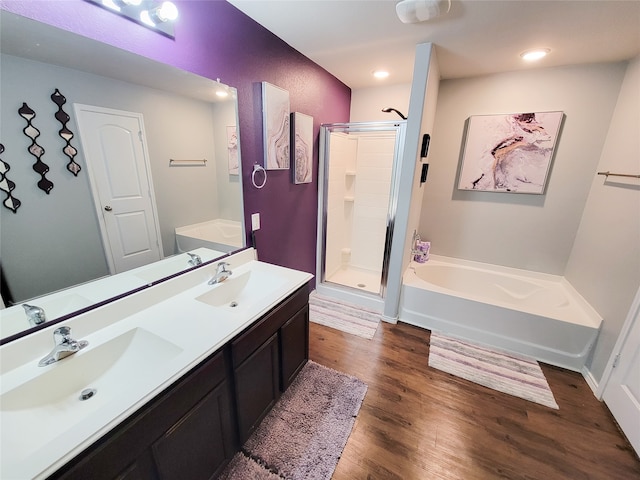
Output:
261,82,290,170
457,111,564,194
291,112,313,184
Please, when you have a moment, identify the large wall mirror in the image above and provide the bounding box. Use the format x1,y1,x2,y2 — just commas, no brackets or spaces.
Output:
0,11,246,343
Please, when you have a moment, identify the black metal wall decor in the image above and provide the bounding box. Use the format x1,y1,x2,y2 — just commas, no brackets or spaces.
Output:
18,102,54,194
0,144,21,213
51,89,81,176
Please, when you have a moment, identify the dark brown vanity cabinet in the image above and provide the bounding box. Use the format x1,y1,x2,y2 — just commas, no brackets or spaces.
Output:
231,285,309,443
49,284,309,480
50,350,236,480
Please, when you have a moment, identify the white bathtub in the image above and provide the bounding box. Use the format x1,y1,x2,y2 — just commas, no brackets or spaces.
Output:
175,219,243,254
399,255,602,372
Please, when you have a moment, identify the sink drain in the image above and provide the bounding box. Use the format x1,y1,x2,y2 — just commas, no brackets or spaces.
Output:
229,301,239,308
79,388,97,401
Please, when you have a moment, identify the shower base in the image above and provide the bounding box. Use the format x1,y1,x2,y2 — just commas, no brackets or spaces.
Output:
325,266,381,294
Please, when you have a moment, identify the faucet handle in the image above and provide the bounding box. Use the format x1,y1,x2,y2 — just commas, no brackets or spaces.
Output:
187,252,202,266
53,326,74,345
23,304,47,326
217,261,231,271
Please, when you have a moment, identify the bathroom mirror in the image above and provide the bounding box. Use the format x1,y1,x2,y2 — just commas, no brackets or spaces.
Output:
0,11,246,342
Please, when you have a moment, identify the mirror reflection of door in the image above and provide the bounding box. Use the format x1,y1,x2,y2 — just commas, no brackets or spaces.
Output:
74,105,163,273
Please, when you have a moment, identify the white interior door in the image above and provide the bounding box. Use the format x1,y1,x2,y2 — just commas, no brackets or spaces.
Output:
602,287,640,455
74,104,162,273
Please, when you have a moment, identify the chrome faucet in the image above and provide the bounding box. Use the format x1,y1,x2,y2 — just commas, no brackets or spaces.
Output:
208,261,232,285
23,304,47,327
187,252,202,266
38,326,89,367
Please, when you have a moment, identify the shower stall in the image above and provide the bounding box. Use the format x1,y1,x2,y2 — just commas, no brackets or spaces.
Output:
316,121,407,305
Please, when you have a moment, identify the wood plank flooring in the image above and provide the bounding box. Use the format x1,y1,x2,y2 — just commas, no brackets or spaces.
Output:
309,321,640,480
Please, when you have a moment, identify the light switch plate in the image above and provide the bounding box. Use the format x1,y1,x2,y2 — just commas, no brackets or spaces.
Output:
251,213,261,231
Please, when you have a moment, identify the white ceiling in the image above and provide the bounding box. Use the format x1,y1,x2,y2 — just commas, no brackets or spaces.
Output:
229,0,640,89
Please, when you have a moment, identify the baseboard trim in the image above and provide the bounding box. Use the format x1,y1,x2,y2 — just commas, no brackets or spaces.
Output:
582,366,601,399
381,314,398,324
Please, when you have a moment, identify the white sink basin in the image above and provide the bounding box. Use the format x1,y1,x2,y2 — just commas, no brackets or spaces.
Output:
195,267,288,313
1,328,182,460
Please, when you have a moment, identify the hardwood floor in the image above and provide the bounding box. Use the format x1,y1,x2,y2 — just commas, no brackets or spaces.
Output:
309,321,640,480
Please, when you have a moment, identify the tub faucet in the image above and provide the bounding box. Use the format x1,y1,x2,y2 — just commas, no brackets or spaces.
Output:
23,304,47,327
208,261,232,285
38,326,89,367
187,252,202,266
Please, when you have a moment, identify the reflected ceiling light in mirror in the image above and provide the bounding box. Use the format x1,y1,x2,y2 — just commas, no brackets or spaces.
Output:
520,48,551,61
86,0,177,38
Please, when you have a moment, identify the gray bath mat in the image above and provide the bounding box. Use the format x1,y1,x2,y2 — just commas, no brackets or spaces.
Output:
218,360,367,479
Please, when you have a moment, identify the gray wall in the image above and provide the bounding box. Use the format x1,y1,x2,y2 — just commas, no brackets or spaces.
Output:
419,62,627,274
212,100,242,222
565,56,640,383
0,54,238,302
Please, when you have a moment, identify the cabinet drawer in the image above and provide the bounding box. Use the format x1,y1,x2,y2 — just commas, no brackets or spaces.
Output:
231,285,308,368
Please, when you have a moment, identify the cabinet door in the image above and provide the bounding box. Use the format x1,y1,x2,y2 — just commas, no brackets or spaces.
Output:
152,380,234,480
234,332,280,443
280,305,309,390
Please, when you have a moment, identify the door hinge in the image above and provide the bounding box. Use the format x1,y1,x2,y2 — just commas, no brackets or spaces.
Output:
612,353,621,368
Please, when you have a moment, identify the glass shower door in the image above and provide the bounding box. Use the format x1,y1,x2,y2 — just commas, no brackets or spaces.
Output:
319,121,406,297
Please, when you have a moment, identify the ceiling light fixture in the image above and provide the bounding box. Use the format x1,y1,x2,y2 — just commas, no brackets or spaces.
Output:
373,70,390,79
520,48,550,61
396,0,451,24
87,0,178,38
141,1,179,25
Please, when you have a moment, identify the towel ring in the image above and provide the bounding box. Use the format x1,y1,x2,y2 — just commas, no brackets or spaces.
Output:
252,164,267,189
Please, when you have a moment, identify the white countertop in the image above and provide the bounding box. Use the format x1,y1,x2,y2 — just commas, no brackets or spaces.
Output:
0,248,313,479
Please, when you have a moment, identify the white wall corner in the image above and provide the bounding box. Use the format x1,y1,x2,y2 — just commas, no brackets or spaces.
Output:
383,42,437,320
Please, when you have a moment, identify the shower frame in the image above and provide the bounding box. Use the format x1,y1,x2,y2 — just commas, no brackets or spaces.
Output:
316,121,407,302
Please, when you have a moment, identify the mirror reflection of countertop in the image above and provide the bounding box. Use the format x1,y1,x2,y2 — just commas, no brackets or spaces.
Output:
0,248,226,340
0,248,313,480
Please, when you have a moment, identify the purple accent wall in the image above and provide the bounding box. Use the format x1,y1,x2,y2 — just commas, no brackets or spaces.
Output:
1,0,351,275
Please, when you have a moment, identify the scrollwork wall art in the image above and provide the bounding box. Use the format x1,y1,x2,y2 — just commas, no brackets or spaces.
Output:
51,88,82,176
0,144,22,213
291,112,313,184
458,111,564,194
262,82,290,170
18,102,54,194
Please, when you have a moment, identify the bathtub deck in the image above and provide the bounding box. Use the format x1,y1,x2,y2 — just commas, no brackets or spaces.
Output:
310,321,640,480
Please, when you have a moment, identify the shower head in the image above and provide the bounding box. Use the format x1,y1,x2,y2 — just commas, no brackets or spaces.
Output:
382,107,407,120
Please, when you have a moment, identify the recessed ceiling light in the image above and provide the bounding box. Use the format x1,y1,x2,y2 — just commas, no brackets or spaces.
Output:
520,48,551,61
373,70,390,79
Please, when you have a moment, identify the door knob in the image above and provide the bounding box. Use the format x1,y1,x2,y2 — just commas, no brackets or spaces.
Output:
104,205,112,211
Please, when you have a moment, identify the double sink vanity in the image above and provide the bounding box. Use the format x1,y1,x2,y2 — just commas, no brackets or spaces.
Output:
0,248,313,479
